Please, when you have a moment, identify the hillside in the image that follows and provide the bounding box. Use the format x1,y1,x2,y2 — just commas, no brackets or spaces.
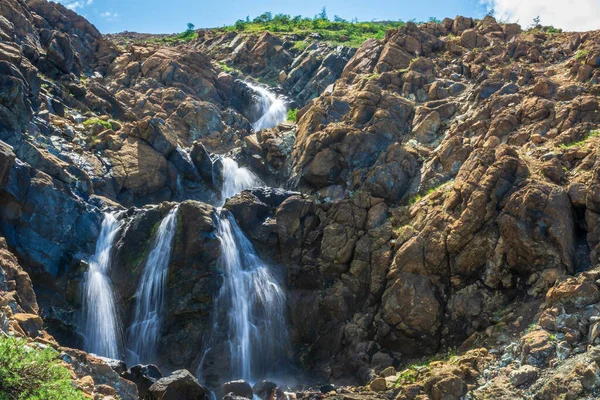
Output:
1,1,600,399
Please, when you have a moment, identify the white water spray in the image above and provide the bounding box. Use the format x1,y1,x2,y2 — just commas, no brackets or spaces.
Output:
219,157,264,202
245,82,288,131
200,211,289,382
126,206,179,365
82,213,122,359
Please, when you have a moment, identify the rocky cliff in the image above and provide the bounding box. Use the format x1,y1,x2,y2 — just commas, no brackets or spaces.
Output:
1,1,600,399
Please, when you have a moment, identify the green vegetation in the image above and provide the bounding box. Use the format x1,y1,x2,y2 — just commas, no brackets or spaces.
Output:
82,118,112,130
292,40,310,51
219,62,234,73
575,49,589,62
0,336,85,400
150,23,198,44
221,9,407,47
406,182,449,206
287,108,299,122
559,129,600,148
394,349,458,387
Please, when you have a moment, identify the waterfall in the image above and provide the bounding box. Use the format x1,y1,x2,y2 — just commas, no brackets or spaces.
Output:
126,206,179,365
219,157,264,202
245,82,288,131
199,210,289,383
81,212,122,359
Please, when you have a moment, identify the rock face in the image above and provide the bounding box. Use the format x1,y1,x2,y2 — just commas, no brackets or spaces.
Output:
3,0,600,397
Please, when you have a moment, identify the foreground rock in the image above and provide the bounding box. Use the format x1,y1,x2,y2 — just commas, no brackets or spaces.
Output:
148,369,208,400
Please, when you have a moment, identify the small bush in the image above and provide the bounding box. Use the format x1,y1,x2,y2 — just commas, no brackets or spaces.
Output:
287,108,299,122
82,118,112,130
0,336,85,400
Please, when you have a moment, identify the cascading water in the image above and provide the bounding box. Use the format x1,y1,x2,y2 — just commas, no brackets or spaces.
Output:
245,82,288,131
81,212,122,359
218,157,264,203
126,206,179,365
199,210,289,383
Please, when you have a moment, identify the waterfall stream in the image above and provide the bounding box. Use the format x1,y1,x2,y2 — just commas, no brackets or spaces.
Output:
245,82,288,131
126,206,179,365
219,157,264,202
200,210,289,383
82,212,122,359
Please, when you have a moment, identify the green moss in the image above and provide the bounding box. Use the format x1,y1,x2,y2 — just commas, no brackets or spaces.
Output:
0,336,85,400
82,118,112,130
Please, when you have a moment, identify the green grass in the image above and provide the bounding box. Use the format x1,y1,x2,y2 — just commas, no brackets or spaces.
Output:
0,336,85,400
559,129,600,148
219,12,407,47
287,108,299,122
575,49,589,62
219,62,234,73
292,40,310,51
82,118,112,130
406,183,448,206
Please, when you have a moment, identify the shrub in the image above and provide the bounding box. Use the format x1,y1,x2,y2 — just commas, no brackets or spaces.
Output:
0,336,85,400
287,108,299,122
82,118,112,130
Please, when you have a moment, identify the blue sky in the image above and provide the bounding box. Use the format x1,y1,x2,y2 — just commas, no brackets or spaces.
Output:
57,0,600,33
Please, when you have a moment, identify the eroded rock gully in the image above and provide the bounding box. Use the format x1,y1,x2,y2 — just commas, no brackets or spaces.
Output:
2,1,600,398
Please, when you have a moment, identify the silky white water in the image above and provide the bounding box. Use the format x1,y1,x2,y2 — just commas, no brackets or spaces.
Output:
219,157,264,202
201,211,289,382
82,212,122,359
246,82,288,131
126,206,179,365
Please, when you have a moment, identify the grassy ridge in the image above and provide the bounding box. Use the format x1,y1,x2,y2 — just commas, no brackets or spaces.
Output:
218,10,412,47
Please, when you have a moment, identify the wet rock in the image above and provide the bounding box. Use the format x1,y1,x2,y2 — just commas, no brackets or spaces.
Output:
148,369,208,400
221,380,253,399
0,140,15,188
122,364,163,399
253,381,278,400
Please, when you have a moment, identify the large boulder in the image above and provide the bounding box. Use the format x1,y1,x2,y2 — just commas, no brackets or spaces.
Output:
148,369,208,400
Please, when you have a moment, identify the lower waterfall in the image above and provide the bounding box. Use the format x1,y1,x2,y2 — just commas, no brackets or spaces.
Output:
199,210,289,383
81,212,122,359
126,206,179,365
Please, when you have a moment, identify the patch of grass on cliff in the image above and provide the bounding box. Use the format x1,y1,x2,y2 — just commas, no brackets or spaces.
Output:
559,129,600,148
221,10,407,48
287,108,299,122
575,49,589,62
82,118,112,130
0,336,85,400
292,40,310,51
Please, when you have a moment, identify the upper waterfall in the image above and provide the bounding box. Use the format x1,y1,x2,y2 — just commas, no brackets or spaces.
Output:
81,212,123,359
126,206,179,365
245,82,288,131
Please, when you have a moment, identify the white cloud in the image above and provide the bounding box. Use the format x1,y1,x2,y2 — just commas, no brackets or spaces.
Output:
100,11,121,22
483,0,600,31
54,0,89,10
